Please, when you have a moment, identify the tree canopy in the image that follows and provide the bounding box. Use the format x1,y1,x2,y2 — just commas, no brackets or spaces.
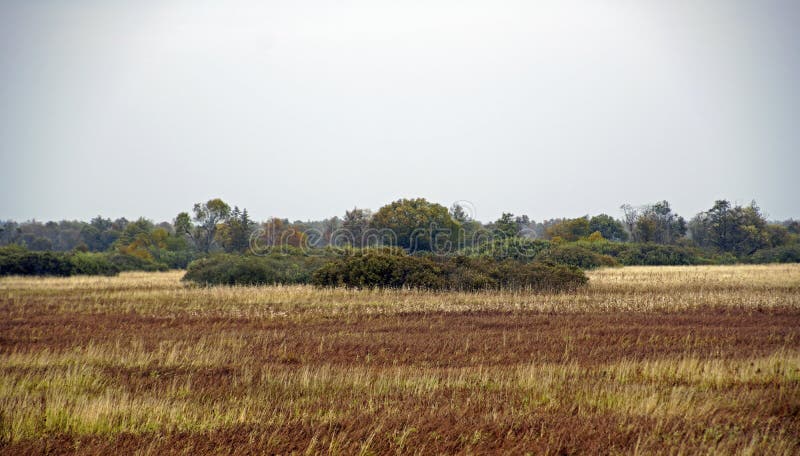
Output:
370,198,461,252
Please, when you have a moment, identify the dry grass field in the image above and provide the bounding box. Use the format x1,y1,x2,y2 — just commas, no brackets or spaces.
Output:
1,264,799,454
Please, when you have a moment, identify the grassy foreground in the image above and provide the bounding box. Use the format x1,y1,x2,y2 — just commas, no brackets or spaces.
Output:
1,265,799,454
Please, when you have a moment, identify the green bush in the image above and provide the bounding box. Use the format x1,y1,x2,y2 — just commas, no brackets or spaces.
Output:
714,252,739,265
106,253,169,272
535,244,618,269
749,245,800,263
312,249,445,289
617,243,708,266
462,238,551,262
0,246,119,276
312,249,588,292
69,252,119,276
443,256,588,291
491,261,588,291
151,249,197,269
183,253,330,286
573,239,632,257
572,241,711,266
0,249,73,276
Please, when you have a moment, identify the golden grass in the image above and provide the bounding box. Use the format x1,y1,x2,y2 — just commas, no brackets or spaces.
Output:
2,264,798,318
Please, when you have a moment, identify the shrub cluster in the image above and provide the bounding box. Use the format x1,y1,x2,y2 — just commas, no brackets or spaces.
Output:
311,248,444,289
311,249,588,292
106,252,169,272
464,239,716,268
534,244,618,269
183,253,331,286
0,246,119,276
150,249,196,269
572,240,715,266
70,252,121,275
749,245,800,264
462,238,551,262
614,243,709,266
445,256,589,291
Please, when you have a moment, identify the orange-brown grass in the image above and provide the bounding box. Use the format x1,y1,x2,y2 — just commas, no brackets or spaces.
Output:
1,264,799,454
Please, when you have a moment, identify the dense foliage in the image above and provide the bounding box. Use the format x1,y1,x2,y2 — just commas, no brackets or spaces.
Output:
106,252,169,272
461,237,551,262
748,244,800,264
535,244,619,269
0,246,119,276
311,249,588,291
183,251,333,286
573,240,720,266
369,198,461,251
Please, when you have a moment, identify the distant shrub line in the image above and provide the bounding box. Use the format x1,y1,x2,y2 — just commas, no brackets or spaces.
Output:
183,252,333,286
0,246,119,277
3,235,798,291
0,246,180,277
460,238,748,268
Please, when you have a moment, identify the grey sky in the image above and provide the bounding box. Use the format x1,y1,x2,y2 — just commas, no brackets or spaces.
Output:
1,0,798,223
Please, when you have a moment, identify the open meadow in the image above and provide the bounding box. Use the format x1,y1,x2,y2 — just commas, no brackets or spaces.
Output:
1,264,799,454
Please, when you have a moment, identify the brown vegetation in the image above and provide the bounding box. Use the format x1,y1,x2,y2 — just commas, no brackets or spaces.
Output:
1,265,799,454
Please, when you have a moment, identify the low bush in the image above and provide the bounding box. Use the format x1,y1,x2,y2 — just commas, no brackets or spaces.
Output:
183,253,330,286
69,252,119,276
462,238,551,262
0,249,73,276
312,249,445,289
445,256,588,291
535,244,618,269
312,249,588,292
0,246,119,276
151,249,197,269
749,244,800,263
574,241,716,266
573,239,632,258
616,243,706,266
467,239,709,268
106,253,169,272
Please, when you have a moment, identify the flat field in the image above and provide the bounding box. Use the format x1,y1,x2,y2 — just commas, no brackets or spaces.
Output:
1,265,799,454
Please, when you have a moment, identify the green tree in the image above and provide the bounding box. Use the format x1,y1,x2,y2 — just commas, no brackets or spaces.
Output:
766,224,791,248
493,213,518,239
217,206,255,253
78,216,119,251
370,198,461,252
340,208,372,247
115,218,160,260
29,237,54,251
589,214,629,242
0,221,21,245
252,218,308,251
450,204,470,223
174,212,193,238
690,200,769,255
626,201,686,244
176,198,231,253
79,225,102,251
450,204,485,248
545,217,591,242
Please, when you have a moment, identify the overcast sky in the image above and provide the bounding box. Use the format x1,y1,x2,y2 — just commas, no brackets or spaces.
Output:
1,0,798,223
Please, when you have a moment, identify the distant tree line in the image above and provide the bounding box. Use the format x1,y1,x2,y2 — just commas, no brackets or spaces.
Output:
1,197,799,280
